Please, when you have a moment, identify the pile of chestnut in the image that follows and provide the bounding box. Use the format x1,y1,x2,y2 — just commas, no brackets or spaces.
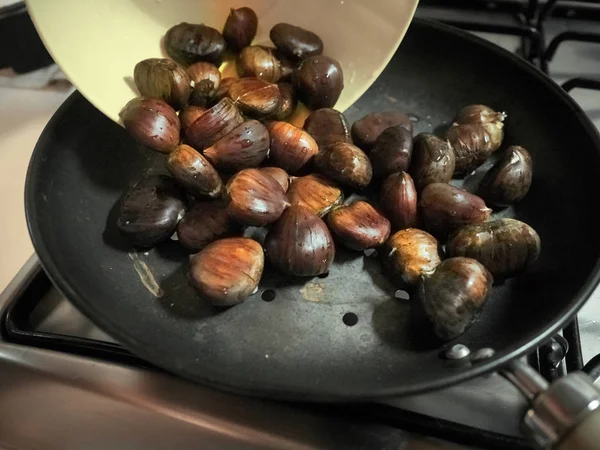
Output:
116,7,541,342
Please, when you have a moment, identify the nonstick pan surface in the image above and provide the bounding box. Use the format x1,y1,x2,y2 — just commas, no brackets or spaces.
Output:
26,19,600,401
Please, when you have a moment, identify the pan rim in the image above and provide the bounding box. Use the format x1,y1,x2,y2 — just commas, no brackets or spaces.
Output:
25,17,600,401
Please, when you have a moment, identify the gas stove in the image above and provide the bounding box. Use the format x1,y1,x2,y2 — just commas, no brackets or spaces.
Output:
2,2,600,449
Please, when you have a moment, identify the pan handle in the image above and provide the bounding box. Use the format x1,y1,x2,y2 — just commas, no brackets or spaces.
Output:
500,359,600,449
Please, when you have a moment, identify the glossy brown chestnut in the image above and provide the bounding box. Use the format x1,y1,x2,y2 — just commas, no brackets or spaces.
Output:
177,201,241,252
270,23,323,60
271,82,297,121
303,108,351,149
179,105,207,131
214,77,236,103
276,50,295,81
419,183,491,239
226,168,289,226
120,97,180,153
265,204,335,276
166,144,223,198
419,257,493,341
222,7,258,52
381,228,443,288
117,175,186,247
454,104,506,126
189,237,264,306
351,111,413,152
227,77,281,118
260,167,290,192
369,125,413,179
165,22,226,66
287,174,343,216
314,142,372,189
203,120,269,172
294,55,343,109
478,145,533,208
327,201,391,251
236,46,282,83
187,62,221,105
380,171,418,230
447,123,504,175
266,121,319,174
446,218,541,279
133,58,191,110
409,133,456,191
185,97,244,149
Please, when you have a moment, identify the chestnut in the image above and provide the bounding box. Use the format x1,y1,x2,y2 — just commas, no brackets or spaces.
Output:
133,58,191,110
381,228,443,288
165,22,226,66
293,55,343,109
270,23,324,60
189,237,264,306
327,201,391,251
120,97,180,154
351,111,413,152
478,145,532,208
303,108,351,149
265,204,335,276
446,218,541,279
236,46,282,83
380,171,418,230
369,125,413,179
177,201,241,252
271,82,297,121
454,104,506,126
314,142,372,189
214,77,237,103
185,97,244,150
166,144,223,198
419,257,493,341
266,121,319,174
287,174,343,216
179,105,207,131
187,62,221,105
228,77,282,118
222,7,258,52
409,133,456,191
260,167,290,192
226,168,289,226
117,175,186,247
203,120,269,172
419,183,491,240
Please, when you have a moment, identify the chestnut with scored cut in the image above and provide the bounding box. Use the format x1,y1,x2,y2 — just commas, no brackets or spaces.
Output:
419,183,491,239
133,58,191,110
265,204,335,276
419,257,493,341
327,201,391,251
177,201,241,252
226,168,289,226
189,237,264,306
270,23,324,60
117,175,186,247
370,125,413,179
478,145,532,208
447,218,541,279
120,97,180,154
260,167,290,192
294,55,343,109
203,120,269,172
380,171,418,230
303,108,351,149
351,111,413,152
287,174,343,216
314,142,372,189
166,144,223,199
185,97,244,150
237,46,282,83
165,22,226,66
409,133,456,191
266,121,319,174
222,7,258,52
228,77,281,118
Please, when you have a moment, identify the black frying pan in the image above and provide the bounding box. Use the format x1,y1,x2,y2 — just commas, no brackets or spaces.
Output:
25,19,600,401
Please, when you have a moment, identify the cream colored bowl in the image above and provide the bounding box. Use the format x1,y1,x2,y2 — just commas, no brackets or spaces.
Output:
26,0,418,124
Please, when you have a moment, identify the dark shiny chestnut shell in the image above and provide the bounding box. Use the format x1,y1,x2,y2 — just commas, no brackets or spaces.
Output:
419,183,491,240
187,62,221,104
271,82,297,121
454,104,506,125
222,7,258,52
185,97,244,149
478,145,533,208
380,171,418,230
266,121,319,174
166,144,223,198
270,23,323,60
117,175,186,247
165,22,226,66
179,105,207,131
327,201,391,251
228,77,281,118
446,218,541,279
133,58,191,110
419,257,493,341
214,77,236,103
409,133,456,191
370,125,413,179
447,122,504,176
293,55,343,109
265,204,335,276
120,97,180,154
303,108,351,149
177,201,241,252
314,142,372,189
287,174,343,216
260,167,290,192
351,112,413,152
236,46,282,83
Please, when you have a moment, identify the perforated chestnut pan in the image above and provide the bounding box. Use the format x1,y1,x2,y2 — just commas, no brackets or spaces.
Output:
25,19,600,401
